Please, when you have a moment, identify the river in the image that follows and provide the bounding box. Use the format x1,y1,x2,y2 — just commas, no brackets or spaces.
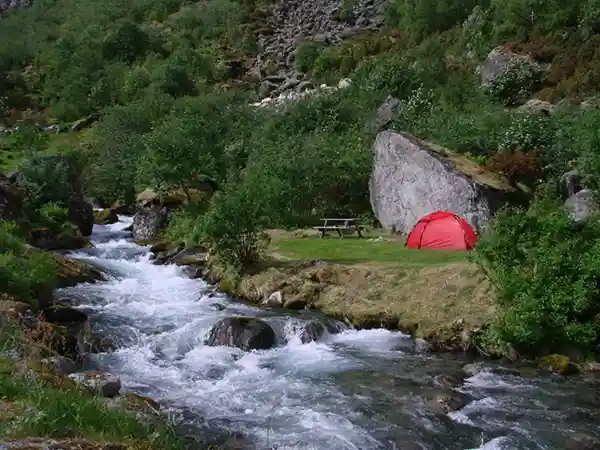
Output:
56,216,600,450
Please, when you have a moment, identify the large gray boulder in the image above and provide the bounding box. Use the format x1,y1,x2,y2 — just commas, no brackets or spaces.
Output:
369,132,521,234
565,189,596,223
205,317,276,351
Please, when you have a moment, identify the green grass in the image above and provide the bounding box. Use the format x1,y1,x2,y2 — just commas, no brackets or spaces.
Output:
270,234,469,266
0,326,185,449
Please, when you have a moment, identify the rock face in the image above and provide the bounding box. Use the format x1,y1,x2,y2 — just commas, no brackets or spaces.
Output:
369,131,520,234
93,208,118,225
132,187,213,241
206,317,277,351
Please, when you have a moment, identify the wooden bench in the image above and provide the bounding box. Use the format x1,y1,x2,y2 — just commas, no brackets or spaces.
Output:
312,218,363,239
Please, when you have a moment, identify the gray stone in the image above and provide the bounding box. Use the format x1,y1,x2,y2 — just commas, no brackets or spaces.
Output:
69,372,122,398
299,321,325,343
265,290,283,307
205,317,276,351
41,356,79,375
561,170,583,198
478,46,538,87
369,131,519,234
132,205,169,241
368,95,401,133
517,99,557,115
565,189,596,223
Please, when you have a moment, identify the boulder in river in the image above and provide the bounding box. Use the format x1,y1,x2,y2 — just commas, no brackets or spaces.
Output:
300,321,326,344
539,354,580,375
427,390,469,415
206,317,276,351
93,208,119,225
369,131,525,234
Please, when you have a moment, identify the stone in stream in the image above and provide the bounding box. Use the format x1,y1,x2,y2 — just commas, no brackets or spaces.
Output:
300,321,325,344
205,317,276,351
427,390,469,415
69,372,122,398
41,356,79,376
93,207,119,225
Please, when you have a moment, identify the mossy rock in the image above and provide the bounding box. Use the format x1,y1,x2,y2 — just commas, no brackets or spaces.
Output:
93,208,119,225
539,354,579,375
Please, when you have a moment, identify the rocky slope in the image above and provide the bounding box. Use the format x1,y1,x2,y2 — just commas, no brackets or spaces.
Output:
249,0,387,99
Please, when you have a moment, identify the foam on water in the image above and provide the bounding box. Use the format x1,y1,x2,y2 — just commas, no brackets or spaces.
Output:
58,217,600,450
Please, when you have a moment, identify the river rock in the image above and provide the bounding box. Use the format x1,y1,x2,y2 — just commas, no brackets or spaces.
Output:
299,321,325,343
42,305,88,324
265,290,283,307
169,247,208,266
132,204,169,242
69,372,122,398
564,432,600,449
539,354,580,375
205,317,276,351
428,390,469,415
369,131,522,234
30,224,90,250
93,208,119,225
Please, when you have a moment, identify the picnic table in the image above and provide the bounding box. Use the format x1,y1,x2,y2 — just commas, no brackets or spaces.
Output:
313,218,363,239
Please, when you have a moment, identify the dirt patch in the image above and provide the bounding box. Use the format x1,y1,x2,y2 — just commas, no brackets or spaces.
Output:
208,257,497,350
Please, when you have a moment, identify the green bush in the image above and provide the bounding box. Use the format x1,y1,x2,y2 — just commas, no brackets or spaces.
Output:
474,190,600,355
0,221,57,306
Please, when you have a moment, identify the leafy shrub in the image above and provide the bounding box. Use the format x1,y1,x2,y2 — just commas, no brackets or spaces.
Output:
0,221,57,306
197,182,270,272
295,41,324,73
38,203,72,234
483,59,544,106
474,191,600,355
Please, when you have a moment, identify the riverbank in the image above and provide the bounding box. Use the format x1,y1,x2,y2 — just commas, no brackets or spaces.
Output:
195,229,499,354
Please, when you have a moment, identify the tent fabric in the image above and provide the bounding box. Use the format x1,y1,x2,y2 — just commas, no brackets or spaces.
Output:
405,211,477,251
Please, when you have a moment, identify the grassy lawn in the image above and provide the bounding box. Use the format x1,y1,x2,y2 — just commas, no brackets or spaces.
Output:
0,323,185,450
269,230,469,267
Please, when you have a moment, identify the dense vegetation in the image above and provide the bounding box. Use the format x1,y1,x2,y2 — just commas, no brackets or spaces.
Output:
2,0,600,357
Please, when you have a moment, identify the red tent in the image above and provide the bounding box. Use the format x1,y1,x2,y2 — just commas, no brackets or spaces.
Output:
405,211,478,251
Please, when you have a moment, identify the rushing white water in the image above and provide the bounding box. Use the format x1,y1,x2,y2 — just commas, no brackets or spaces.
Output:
57,217,600,450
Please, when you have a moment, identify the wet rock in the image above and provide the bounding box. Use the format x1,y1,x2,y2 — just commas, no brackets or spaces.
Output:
132,204,169,242
169,247,208,266
69,372,122,398
433,372,465,390
264,290,283,307
206,317,276,351
564,432,600,449
540,354,580,375
428,390,469,415
30,225,90,250
413,338,431,353
42,304,88,324
300,321,325,343
210,303,226,311
93,208,119,225
41,356,79,375
462,362,486,377
83,333,118,353
283,296,308,310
